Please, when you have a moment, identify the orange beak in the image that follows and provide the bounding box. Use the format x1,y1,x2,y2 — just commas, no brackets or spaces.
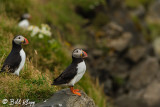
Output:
82,50,88,58
28,15,32,20
23,38,29,45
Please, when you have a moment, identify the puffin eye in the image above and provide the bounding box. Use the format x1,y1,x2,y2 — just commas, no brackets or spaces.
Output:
18,37,21,39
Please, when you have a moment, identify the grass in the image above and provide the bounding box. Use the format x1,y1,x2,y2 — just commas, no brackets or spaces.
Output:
78,74,108,107
0,60,57,104
0,0,108,107
0,20,57,105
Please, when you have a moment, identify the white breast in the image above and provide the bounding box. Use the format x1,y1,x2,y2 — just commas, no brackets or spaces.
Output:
68,61,86,86
18,19,29,29
14,49,26,76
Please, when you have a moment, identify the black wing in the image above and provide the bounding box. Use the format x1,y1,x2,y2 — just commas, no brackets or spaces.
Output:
52,64,77,85
1,51,21,73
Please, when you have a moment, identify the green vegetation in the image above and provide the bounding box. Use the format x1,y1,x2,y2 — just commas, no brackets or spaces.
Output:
148,23,160,40
0,0,107,107
125,0,153,8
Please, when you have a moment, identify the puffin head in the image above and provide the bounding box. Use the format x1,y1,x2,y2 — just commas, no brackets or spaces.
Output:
20,13,31,21
72,48,88,58
13,35,29,45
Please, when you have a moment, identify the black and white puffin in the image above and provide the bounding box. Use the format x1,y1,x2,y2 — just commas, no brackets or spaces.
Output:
18,13,31,29
52,48,88,96
1,35,29,76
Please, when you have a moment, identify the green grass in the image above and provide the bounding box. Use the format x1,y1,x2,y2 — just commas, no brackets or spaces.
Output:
0,0,108,107
0,18,57,105
78,74,108,107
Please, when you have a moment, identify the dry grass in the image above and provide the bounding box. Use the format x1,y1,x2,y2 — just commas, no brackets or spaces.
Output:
0,58,58,106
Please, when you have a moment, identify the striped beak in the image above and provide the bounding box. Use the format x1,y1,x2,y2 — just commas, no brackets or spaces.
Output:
81,50,88,58
22,38,29,45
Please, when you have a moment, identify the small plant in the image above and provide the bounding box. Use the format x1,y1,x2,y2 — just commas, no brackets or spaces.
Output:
28,24,52,39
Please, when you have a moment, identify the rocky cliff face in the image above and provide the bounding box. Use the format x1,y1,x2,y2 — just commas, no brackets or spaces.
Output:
34,89,95,107
74,0,160,107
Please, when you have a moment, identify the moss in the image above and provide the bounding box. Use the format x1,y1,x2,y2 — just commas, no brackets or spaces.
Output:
93,12,109,28
125,0,153,8
148,23,160,40
113,76,125,86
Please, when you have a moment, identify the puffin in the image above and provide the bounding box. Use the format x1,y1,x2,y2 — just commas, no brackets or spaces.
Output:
0,35,29,76
18,13,31,29
52,48,88,96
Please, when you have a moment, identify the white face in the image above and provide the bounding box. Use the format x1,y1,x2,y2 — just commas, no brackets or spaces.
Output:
23,13,31,19
72,49,83,58
72,49,88,58
13,35,28,45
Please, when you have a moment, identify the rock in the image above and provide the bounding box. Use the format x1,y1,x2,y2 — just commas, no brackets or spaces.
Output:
103,79,113,95
115,94,148,107
107,32,132,52
146,0,160,24
115,79,160,107
130,5,146,19
107,58,130,78
126,46,147,62
142,80,160,106
103,22,123,38
107,22,123,33
80,0,160,107
34,88,96,107
106,0,125,8
153,37,160,58
129,57,159,89
92,49,103,58
74,45,88,50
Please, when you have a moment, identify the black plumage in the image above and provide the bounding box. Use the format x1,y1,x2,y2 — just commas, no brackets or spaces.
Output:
52,57,83,85
19,13,30,21
52,48,88,96
1,40,22,73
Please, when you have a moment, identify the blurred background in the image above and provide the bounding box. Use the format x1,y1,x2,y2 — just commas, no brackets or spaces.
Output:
0,0,160,107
